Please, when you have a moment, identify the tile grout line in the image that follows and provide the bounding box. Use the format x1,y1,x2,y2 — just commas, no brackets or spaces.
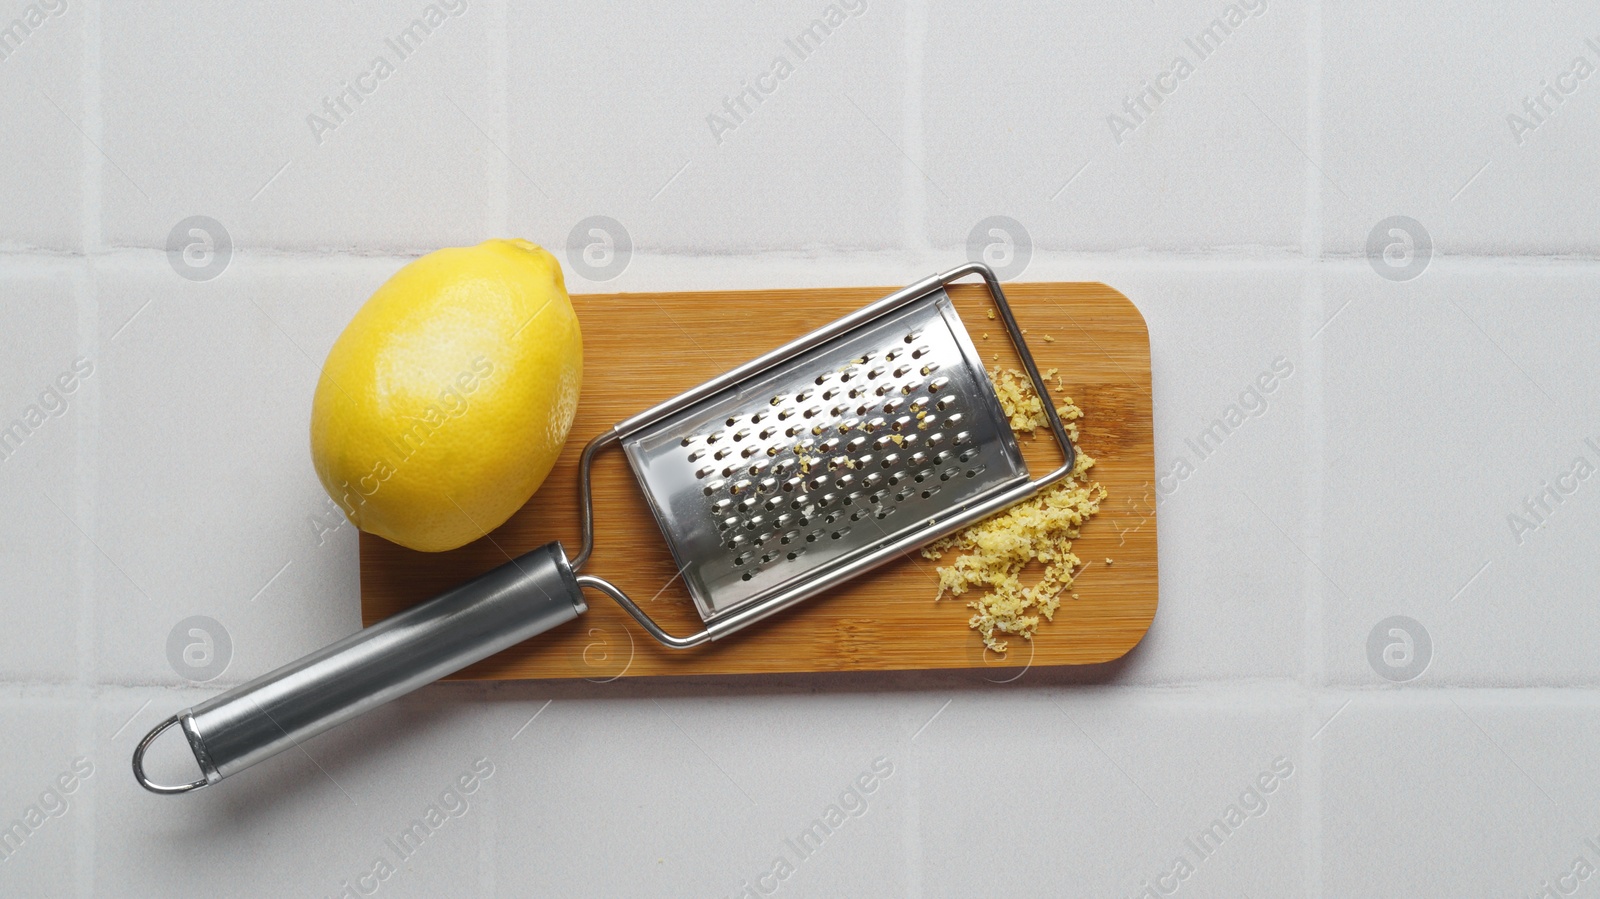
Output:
1304,185,1326,899
901,0,930,257
78,2,101,257
481,10,510,891
479,769,497,897
903,737,922,899
1302,266,1327,899
75,2,104,897
10,248,1600,270
901,3,929,895
488,0,510,242
71,257,99,899
1302,1,1326,896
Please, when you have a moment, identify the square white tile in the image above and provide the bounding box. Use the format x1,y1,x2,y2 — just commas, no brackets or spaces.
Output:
924,0,1308,254
99,0,502,252
0,270,89,682
507,0,905,270
1323,1,1600,256
1320,266,1600,686
917,689,1305,897
1319,694,1600,897
484,685,915,896
0,0,83,250
0,696,91,897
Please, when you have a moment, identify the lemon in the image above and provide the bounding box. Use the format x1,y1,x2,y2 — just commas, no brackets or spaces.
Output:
310,239,582,552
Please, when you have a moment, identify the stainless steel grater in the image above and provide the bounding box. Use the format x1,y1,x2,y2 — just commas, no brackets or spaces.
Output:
135,262,1076,794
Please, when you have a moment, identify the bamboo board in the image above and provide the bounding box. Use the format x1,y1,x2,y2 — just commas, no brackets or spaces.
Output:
359,281,1157,679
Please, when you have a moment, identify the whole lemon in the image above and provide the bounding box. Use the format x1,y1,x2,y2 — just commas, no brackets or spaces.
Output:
310,239,582,552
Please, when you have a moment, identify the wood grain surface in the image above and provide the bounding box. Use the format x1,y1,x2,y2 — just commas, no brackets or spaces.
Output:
359,281,1157,679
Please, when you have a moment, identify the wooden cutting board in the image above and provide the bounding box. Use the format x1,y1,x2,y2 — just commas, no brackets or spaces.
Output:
360,281,1157,680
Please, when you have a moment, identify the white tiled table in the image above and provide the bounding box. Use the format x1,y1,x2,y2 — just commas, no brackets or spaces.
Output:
2,2,1596,896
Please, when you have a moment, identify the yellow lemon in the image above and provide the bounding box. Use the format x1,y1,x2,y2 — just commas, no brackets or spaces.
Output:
310,239,582,552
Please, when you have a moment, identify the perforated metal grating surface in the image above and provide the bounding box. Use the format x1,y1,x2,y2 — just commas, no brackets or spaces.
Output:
621,289,1028,622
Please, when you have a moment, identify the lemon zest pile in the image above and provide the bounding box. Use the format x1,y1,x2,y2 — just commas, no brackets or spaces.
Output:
922,368,1106,652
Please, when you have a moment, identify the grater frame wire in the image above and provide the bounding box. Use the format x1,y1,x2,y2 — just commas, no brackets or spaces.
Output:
568,262,1076,647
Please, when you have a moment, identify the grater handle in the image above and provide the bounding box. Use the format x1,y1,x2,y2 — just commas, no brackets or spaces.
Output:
133,542,586,794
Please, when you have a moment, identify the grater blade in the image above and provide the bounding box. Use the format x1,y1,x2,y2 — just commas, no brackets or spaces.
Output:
620,288,1027,622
